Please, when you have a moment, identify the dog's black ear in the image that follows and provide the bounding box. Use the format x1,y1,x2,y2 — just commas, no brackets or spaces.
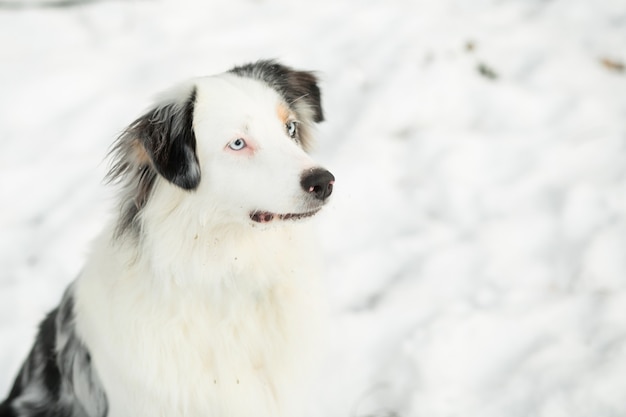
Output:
107,85,200,236
279,66,324,123
131,86,201,190
230,60,324,123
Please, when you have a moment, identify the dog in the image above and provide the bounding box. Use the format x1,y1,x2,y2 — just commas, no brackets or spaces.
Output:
1,60,334,417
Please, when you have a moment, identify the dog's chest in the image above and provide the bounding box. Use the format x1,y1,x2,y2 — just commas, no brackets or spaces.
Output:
74,255,320,417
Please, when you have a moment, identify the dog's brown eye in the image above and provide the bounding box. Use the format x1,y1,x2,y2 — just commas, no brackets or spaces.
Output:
228,138,247,151
286,121,297,139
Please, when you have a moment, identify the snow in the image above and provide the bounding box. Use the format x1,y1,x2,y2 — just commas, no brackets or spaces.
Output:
2,0,626,416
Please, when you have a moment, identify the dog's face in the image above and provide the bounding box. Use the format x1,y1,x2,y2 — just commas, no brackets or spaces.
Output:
193,74,333,224
108,61,333,234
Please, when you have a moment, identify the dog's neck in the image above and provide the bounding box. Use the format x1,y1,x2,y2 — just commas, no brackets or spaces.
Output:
104,212,318,300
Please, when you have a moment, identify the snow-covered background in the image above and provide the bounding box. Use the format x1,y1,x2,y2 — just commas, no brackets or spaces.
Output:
2,0,626,415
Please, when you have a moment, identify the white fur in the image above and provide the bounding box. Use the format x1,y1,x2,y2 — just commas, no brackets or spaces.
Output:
73,73,328,417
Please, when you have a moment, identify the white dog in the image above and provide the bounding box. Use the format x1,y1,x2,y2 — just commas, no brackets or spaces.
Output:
1,60,334,417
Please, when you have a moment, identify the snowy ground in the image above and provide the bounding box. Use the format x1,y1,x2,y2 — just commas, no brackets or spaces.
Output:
2,0,626,416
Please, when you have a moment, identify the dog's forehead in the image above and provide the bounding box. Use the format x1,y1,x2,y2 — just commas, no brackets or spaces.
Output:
194,74,285,114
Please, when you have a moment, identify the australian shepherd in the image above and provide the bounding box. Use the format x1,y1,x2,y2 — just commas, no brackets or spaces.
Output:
1,60,334,417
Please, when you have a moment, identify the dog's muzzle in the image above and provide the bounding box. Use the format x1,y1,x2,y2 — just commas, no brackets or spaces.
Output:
249,168,334,224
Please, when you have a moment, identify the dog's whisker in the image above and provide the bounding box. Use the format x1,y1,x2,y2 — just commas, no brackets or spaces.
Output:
288,93,311,106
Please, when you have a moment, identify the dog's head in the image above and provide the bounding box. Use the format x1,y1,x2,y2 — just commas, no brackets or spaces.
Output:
108,60,333,236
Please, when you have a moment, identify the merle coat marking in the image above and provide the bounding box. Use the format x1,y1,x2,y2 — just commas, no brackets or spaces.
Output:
1,284,107,417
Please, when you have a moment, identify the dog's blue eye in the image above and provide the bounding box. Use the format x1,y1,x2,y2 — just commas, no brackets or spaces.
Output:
286,121,297,139
228,138,246,151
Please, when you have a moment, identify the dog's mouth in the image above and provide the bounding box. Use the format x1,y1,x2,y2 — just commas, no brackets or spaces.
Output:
250,209,321,223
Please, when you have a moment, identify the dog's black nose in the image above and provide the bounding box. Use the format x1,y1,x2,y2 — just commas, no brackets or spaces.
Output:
301,168,335,201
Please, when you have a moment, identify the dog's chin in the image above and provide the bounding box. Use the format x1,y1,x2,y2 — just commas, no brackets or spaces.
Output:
250,208,321,224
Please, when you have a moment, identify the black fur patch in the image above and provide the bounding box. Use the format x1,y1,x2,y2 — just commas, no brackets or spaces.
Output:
0,284,107,417
136,87,200,190
34,310,62,399
230,60,324,123
107,86,199,237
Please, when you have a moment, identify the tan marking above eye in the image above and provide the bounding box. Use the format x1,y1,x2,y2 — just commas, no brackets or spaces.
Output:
276,103,292,124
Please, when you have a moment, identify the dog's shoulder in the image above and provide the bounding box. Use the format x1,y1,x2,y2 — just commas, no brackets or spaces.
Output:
1,284,107,417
